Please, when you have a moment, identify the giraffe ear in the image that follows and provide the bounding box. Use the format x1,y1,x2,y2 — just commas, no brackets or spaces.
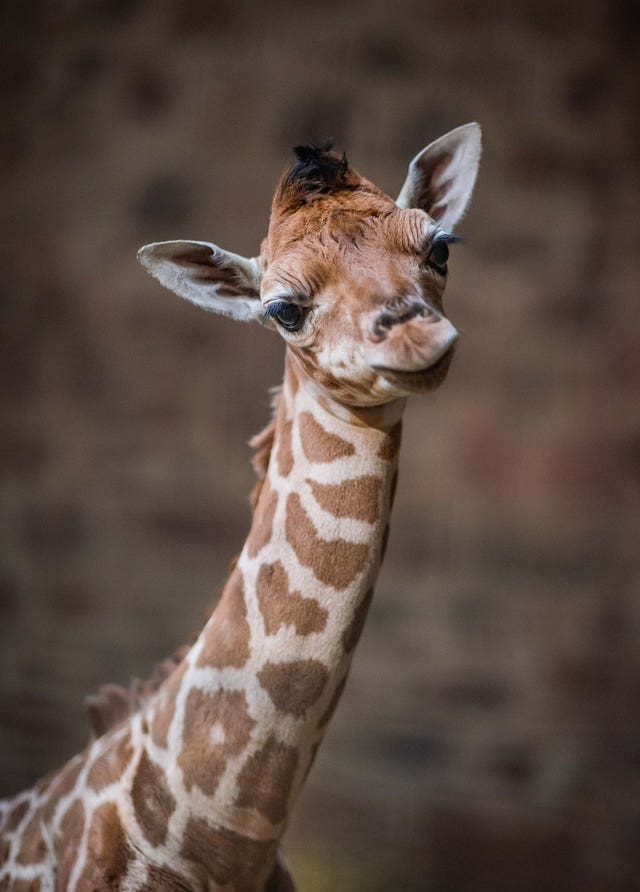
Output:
137,240,263,322
395,122,482,231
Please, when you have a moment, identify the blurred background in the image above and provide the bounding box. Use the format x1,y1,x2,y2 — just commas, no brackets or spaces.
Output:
1,0,639,889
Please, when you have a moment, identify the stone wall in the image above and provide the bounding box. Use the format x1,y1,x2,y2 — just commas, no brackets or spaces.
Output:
1,1,638,888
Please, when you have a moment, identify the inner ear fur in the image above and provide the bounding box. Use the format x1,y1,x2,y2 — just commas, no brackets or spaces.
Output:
396,122,482,232
137,240,263,322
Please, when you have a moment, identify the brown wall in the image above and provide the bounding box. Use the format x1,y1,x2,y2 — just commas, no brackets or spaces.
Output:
1,1,639,889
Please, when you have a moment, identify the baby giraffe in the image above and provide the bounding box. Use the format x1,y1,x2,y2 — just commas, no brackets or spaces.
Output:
0,124,480,891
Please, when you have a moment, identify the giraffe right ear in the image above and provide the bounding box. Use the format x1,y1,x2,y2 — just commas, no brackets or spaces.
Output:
395,123,482,231
137,240,263,322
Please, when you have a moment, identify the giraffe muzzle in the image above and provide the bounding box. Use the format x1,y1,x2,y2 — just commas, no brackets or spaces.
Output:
371,299,429,338
364,313,459,377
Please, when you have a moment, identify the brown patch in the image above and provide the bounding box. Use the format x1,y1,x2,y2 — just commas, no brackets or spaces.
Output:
3,799,29,833
273,388,294,480
138,864,191,891
7,759,82,862
28,753,86,837
377,421,403,460
197,567,251,669
258,659,328,717
308,475,381,523
7,881,41,892
256,561,328,636
0,836,10,866
178,687,255,796
16,807,47,866
54,798,85,891
235,735,298,824
249,388,281,509
54,754,85,799
342,587,375,653
131,750,176,847
286,360,300,397
319,677,349,729
75,802,132,890
285,492,369,590
277,419,294,478
181,818,276,890
246,480,278,558
299,412,355,463
87,731,134,793
151,660,188,748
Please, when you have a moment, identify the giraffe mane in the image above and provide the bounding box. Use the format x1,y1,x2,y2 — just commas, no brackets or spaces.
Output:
248,385,282,509
85,391,282,738
85,645,189,738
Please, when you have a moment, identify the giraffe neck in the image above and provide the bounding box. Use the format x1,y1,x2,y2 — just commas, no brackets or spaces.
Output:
0,357,404,892
120,355,403,884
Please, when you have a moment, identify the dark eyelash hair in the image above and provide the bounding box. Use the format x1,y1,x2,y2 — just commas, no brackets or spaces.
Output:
262,301,288,323
434,231,463,245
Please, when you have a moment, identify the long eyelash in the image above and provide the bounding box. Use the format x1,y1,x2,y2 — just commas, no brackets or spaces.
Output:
433,230,463,245
262,302,283,323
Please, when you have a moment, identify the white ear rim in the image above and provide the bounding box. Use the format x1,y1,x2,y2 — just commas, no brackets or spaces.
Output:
396,122,482,231
137,240,263,322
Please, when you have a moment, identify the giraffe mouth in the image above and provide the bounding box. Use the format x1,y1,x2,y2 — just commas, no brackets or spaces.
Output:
372,345,456,393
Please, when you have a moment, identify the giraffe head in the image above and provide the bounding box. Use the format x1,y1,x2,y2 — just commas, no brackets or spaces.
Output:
138,124,481,407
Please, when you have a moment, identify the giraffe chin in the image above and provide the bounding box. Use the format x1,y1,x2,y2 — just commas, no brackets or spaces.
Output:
373,345,456,394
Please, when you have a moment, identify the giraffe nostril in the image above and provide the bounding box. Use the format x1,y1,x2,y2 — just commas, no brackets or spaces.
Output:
375,311,397,332
372,301,427,339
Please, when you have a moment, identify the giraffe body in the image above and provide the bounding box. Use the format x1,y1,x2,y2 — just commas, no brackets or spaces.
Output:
0,125,480,890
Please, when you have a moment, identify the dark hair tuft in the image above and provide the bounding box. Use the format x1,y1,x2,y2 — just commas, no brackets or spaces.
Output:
280,141,354,207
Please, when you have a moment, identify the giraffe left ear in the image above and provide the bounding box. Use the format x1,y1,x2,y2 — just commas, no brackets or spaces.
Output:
395,122,482,231
137,240,263,322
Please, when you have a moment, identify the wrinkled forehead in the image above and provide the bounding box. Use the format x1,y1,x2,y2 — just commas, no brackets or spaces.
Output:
262,201,433,295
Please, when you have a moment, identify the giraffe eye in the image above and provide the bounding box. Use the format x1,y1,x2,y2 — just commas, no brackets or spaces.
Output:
429,239,450,272
263,300,306,332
